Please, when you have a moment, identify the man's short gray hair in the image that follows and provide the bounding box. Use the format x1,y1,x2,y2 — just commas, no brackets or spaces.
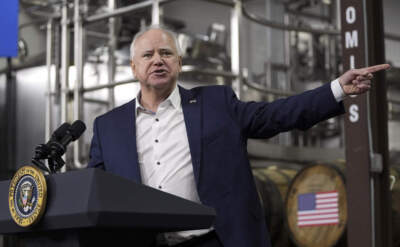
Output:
130,25,183,61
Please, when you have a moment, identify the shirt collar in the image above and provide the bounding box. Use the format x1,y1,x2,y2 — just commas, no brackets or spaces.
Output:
135,84,180,117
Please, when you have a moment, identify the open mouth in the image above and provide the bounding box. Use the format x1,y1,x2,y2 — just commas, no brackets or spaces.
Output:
152,69,168,76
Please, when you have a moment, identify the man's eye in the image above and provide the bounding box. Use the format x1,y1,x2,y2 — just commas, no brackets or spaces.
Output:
161,51,172,56
143,54,152,58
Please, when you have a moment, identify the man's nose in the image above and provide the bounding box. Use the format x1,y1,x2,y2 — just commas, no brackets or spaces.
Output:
152,53,163,65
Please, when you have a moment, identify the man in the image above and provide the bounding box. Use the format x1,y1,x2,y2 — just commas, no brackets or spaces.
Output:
88,26,389,247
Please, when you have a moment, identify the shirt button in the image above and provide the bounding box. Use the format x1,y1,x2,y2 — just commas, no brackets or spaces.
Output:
158,185,162,189
157,161,161,165
155,118,159,122
155,139,159,143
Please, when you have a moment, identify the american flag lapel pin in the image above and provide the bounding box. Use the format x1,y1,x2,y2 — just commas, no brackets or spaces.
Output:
189,99,197,104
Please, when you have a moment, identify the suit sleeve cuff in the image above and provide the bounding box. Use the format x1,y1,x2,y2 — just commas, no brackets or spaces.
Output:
331,78,346,102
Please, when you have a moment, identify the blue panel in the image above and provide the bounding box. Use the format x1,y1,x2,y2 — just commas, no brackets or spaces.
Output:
0,1,19,57
298,193,316,211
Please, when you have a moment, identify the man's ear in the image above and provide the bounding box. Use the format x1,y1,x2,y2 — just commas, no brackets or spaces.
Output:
130,60,136,78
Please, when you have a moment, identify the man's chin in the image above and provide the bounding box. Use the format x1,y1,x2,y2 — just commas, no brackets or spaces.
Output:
146,79,175,90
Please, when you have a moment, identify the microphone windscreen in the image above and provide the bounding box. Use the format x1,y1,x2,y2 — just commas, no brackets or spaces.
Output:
52,122,71,141
69,120,86,141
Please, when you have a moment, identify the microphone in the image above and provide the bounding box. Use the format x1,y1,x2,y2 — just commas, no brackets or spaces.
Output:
50,120,86,158
34,122,71,160
51,122,72,142
32,120,86,173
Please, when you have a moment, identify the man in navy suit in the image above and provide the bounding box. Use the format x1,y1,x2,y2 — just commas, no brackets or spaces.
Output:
88,26,389,247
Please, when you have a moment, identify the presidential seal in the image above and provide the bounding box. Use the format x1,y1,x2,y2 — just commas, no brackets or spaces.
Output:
8,165,47,227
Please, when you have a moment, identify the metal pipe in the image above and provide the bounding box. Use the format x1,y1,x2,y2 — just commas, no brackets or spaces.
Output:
45,19,53,143
73,0,86,169
107,0,116,109
385,33,400,42
53,10,62,105
243,79,295,97
200,0,234,7
83,98,110,105
60,0,69,125
84,0,176,24
282,12,292,146
85,0,153,24
283,13,292,89
285,9,331,22
85,30,110,39
152,0,161,25
230,0,242,98
23,9,61,19
181,65,236,78
19,20,49,31
82,78,139,92
85,30,131,42
265,0,272,96
242,6,340,35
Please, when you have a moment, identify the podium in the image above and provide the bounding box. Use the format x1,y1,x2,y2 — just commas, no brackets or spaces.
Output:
0,168,216,246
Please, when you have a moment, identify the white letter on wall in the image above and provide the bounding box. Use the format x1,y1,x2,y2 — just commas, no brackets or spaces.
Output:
349,104,359,123
350,55,355,69
346,31,358,48
346,7,356,24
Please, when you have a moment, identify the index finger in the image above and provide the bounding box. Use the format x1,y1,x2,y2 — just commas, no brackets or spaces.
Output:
363,64,391,73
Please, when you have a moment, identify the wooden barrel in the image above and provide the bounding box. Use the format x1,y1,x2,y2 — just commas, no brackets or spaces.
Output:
252,165,299,244
285,164,347,247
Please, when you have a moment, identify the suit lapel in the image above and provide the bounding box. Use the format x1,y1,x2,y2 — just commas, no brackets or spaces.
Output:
179,86,202,185
120,99,142,183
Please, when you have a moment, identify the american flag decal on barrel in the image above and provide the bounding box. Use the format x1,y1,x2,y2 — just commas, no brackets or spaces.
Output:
297,190,339,227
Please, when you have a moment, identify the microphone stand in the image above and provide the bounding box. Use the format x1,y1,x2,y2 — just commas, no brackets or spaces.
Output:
32,142,66,174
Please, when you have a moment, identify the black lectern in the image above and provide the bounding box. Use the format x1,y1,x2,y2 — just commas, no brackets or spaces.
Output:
0,168,216,246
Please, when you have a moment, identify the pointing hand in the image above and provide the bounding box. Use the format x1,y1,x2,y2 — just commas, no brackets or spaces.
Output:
339,64,391,95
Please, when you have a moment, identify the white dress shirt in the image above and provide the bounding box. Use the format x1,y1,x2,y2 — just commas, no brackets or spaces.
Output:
135,85,211,245
135,80,345,245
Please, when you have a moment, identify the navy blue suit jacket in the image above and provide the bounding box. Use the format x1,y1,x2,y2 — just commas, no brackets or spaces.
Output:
88,83,344,247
